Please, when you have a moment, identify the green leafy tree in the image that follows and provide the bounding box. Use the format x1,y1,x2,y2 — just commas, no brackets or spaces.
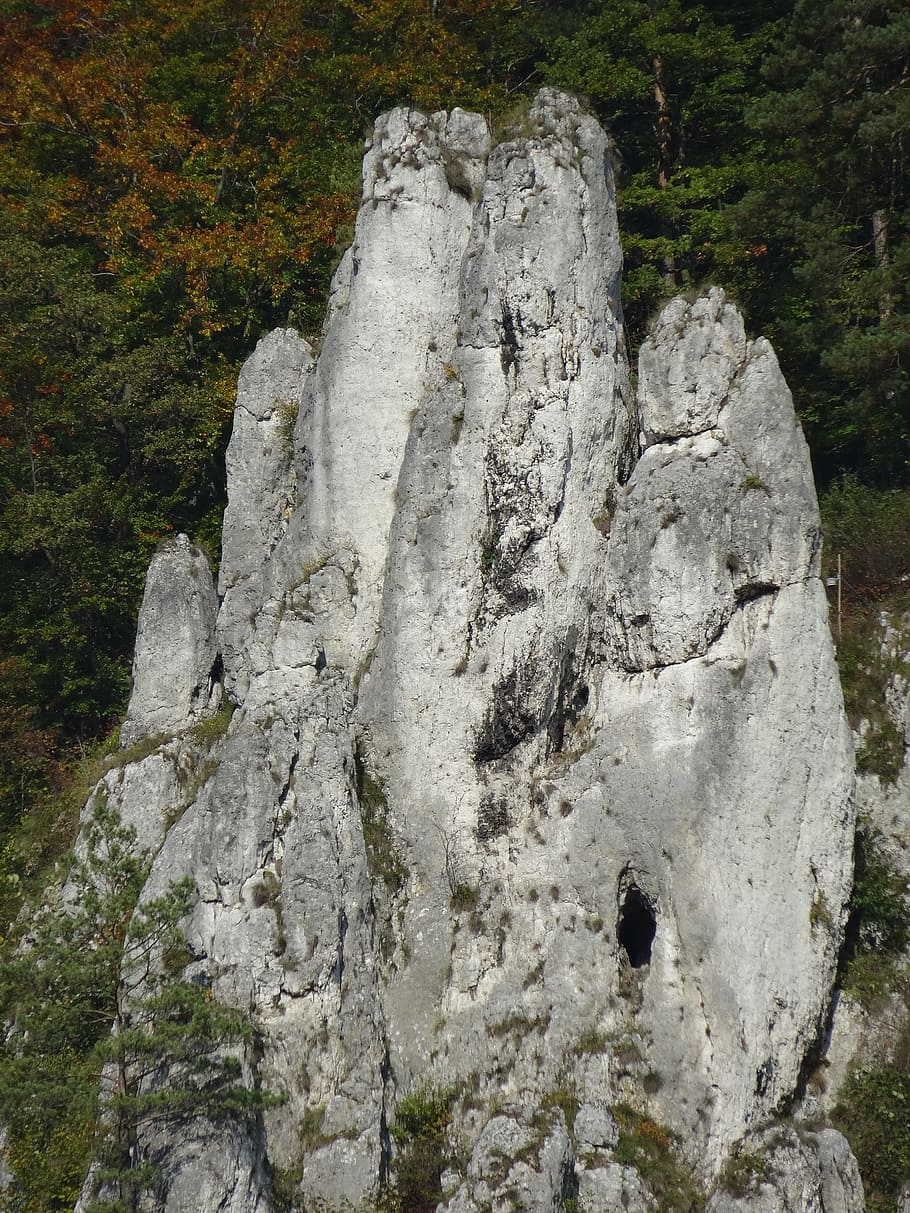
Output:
835,1060,910,1213
0,656,58,836
0,803,268,1213
0,221,230,743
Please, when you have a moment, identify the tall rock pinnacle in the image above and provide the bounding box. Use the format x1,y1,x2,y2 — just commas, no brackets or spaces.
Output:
79,90,858,1213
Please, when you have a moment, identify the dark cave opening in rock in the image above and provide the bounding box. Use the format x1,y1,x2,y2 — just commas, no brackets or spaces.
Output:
618,887,656,967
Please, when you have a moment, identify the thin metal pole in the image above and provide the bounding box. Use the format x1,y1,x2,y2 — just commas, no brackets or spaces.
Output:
837,552,842,640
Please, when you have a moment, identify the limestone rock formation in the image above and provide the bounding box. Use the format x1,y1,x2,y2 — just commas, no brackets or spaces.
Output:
217,326,313,698
72,90,861,1213
706,1126,864,1213
120,534,220,747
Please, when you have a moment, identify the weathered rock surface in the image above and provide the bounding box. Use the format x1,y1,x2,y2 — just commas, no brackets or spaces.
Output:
120,534,220,746
706,1126,864,1213
217,327,313,697
71,90,861,1213
606,290,822,671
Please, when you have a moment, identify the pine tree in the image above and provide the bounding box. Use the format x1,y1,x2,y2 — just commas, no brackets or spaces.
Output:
0,803,269,1213
728,0,909,484
543,0,787,338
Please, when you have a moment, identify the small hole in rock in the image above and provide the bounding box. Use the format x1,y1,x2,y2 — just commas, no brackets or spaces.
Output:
618,887,656,968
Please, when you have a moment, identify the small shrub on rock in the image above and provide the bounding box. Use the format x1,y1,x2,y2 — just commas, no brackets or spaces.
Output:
834,1052,910,1213
388,1084,456,1213
612,1104,704,1213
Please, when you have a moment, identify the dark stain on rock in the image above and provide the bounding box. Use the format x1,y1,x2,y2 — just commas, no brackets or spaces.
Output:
475,669,537,763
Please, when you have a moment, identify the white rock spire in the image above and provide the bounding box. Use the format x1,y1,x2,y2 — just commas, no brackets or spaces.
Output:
96,91,858,1213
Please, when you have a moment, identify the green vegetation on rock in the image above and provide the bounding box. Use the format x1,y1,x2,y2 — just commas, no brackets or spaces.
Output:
834,1032,910,1213
386,1084,457,1213
0,802,271,1213
820,478,910,782
838,824,910,1009
612,1103,704,1213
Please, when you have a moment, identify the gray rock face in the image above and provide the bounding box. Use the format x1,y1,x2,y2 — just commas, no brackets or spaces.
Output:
284,104,491,671
706,1126,864,1213
638,288,747,443
120,534,219,746
75,91,860,1213
217,327,313,697
606,289,821,671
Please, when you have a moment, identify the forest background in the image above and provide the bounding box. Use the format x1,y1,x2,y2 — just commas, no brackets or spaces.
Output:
0,0,907,907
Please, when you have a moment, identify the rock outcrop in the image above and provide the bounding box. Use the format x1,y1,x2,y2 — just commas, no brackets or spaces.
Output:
120,534,220,747
74,90,861,1213
706,1126,864,1213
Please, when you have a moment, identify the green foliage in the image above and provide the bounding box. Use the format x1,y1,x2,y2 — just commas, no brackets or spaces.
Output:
354,746,407,898
275,398,300,444
839,824,910,1008
544,0,785,341
820,478,910,599
450,882,480,912
390,1084,455,1145
188,701,235,747
387,1084,456,1213
612,1104,704,1213
541,1086,579,1138
726,0,910,484
820,478,910,783
0,802,270,1213
834,1051,910,1213
832,606,908,784
0,801,148,1209
99,735,170,778
715,1147,768,1198
0,221,230,743
0,732,113,936
574,1027,609,1055
0,655,58,836
841,952,907,1012
848,833,909,955
545,0,909,487
856,717,906,788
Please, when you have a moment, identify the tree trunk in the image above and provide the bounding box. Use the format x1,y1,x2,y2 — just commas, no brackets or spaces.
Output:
652,53,678,287
871,208,892,319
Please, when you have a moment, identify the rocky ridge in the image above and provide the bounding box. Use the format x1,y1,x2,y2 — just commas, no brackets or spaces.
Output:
76,90,861,1212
